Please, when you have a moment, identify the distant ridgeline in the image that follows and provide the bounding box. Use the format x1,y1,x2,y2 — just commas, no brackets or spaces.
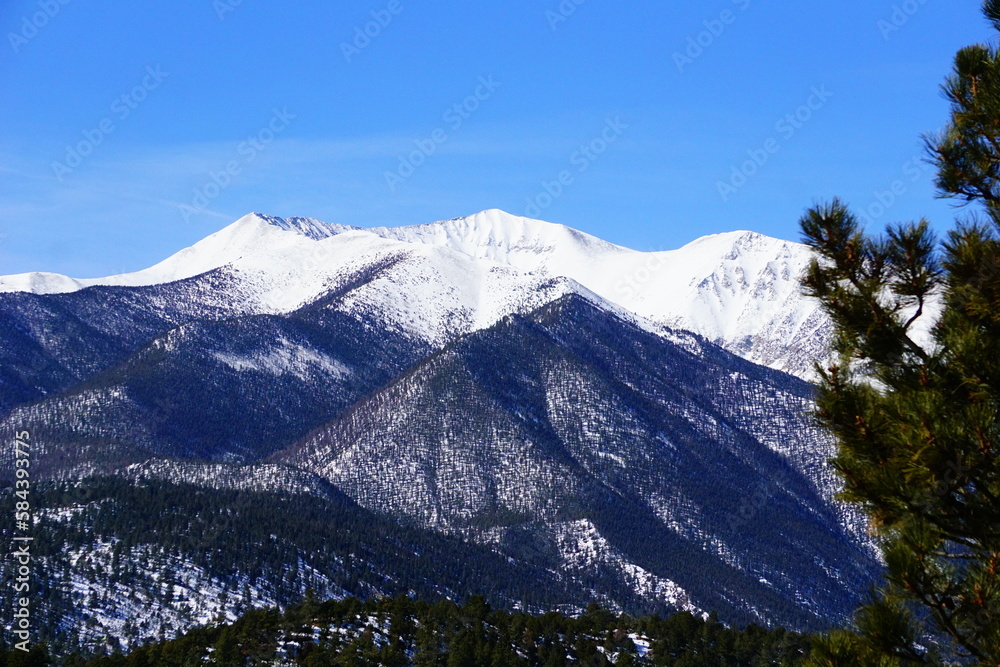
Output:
6,594,813,666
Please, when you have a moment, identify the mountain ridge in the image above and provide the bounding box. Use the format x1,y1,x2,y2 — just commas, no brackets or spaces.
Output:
272,292,877,630
0,210,832,377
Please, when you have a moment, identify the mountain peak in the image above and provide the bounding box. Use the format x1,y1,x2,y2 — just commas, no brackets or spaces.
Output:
449,208,619,247
238,212,356,241
368,209,626,273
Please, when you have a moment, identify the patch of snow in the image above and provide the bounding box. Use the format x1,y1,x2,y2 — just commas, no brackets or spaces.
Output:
210,338,351,381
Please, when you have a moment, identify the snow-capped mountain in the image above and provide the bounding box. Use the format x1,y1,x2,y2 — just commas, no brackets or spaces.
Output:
0,210,874,651
0,210,829,378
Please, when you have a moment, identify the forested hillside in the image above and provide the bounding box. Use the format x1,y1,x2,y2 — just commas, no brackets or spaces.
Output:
0,594,812,666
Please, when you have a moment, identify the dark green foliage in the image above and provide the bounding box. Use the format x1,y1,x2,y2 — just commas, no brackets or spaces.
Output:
62,595,811,666
0,643,52,667
799,4,1000,664
800,210,1000,663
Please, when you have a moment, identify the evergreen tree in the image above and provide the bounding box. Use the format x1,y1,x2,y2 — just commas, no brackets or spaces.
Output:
801,3,1000,662
212,626,241,666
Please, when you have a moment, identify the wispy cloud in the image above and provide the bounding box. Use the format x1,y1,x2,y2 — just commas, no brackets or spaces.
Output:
0,112,649,276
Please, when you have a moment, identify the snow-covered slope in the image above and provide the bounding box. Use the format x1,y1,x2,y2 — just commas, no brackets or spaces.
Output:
0,210,829,377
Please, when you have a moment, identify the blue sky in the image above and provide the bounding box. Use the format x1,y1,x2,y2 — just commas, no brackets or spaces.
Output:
0,0,992,277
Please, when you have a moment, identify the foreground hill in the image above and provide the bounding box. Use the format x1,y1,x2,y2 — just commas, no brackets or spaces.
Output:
60,594,812,666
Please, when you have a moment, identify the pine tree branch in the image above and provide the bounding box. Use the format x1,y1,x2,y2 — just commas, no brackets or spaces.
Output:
931,551,978,560
844,273,931,367
915,588,985,661
902,295,925,332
